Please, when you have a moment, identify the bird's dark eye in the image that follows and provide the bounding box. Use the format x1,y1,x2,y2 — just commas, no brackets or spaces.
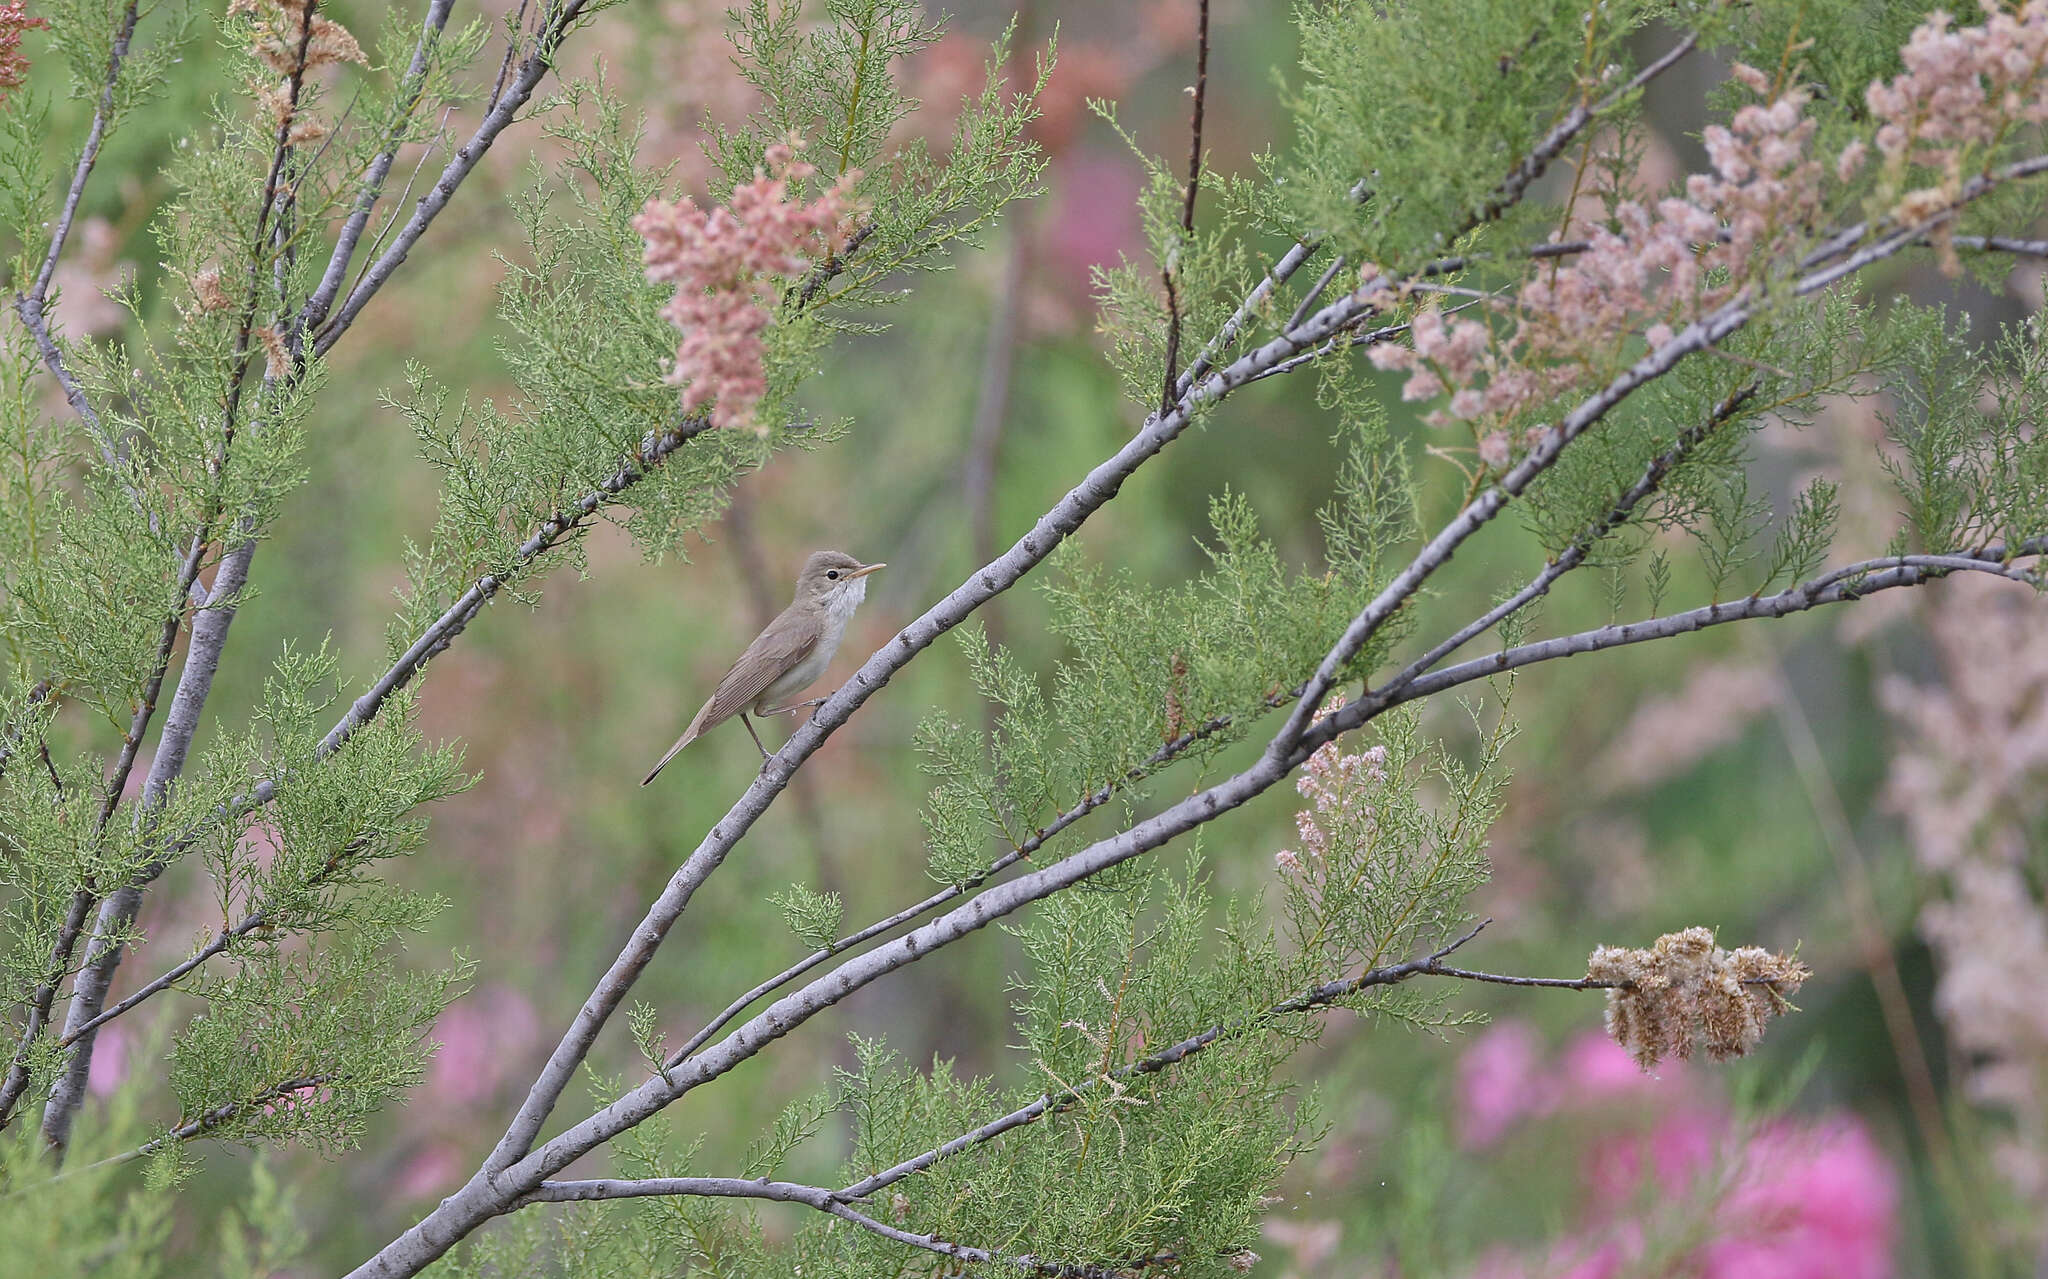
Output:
826,570,840,580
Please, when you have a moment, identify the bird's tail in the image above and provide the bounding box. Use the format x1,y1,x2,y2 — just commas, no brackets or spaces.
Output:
641,699,715,786
640,731,694,786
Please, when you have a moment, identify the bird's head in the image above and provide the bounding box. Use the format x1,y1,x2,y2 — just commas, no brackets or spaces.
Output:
795,550,884,607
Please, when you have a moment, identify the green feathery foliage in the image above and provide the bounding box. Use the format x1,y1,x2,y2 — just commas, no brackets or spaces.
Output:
5,0,2048,1273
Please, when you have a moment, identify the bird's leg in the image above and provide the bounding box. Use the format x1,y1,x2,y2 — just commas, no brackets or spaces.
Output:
758,697,828,718
740,712,771,760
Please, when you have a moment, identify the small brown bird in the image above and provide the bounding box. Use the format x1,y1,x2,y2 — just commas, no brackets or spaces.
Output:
641,550,884,785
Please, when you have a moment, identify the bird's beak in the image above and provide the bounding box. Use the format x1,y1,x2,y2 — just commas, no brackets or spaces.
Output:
848,562,885,579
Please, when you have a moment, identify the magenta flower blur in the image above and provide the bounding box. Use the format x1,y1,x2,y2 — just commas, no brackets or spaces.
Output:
1455,1020,1552,1148
1697,1119,1898,1279
634,140,863,431
426,983,541,1107
1452,1025,1896,1278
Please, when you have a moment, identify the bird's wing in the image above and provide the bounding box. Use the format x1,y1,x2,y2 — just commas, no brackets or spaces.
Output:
641,614,817,786
699,615,819,726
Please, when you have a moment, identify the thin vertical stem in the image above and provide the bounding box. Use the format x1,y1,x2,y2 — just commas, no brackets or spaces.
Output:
1156,0,1210,418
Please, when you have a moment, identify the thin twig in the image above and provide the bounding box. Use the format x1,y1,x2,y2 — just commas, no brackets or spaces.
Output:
0,889,95,1130
540,924,1607,1278
0,681,54,786
1760,654,1960,1175
796,220,876,309
1375,381,1760,699
0,528,209,1134
524,1177,1132,1277
1268,147,2048,765
296,0,460,341
1170,30,1696,403
486,0,535,114
1156,0,1209,418
58,918,243,1048
1477,32,1698,226
10,1073,334,1190
464,209,1402,1209
1284,256,1347,334
521,219,2046,1199
41,0,327,1154
12,0,144,472
28,0,142,307
140,416,716,923
313,0,594,355
962,230,1028,609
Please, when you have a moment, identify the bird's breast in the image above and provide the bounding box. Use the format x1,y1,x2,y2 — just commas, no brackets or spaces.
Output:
756,579,865,710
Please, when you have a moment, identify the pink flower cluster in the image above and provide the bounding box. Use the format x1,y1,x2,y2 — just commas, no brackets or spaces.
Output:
0,0,47,97
1457,1026,1898,1279
1274,697,1388,880
1369,68,1824,438
634,141,862,431
1867,2,2048,177
1864,3,2048,271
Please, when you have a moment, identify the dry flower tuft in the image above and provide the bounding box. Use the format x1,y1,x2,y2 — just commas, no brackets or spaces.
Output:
254,325,290,379
193,266,232,313
229,0,366,77
226,0,365,149
1588,926,1809,1071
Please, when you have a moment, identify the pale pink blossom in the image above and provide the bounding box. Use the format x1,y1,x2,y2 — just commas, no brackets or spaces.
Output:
1377,75,1823,427
1592,661,1778,794
1475,426,1510,467
1865,3,2048,175
85,1023,130,1097
1729,61,1773,95
1884,576,2048,1225
1259,1218,1340,1271
426,983,542,1106
1837,138,1870,182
